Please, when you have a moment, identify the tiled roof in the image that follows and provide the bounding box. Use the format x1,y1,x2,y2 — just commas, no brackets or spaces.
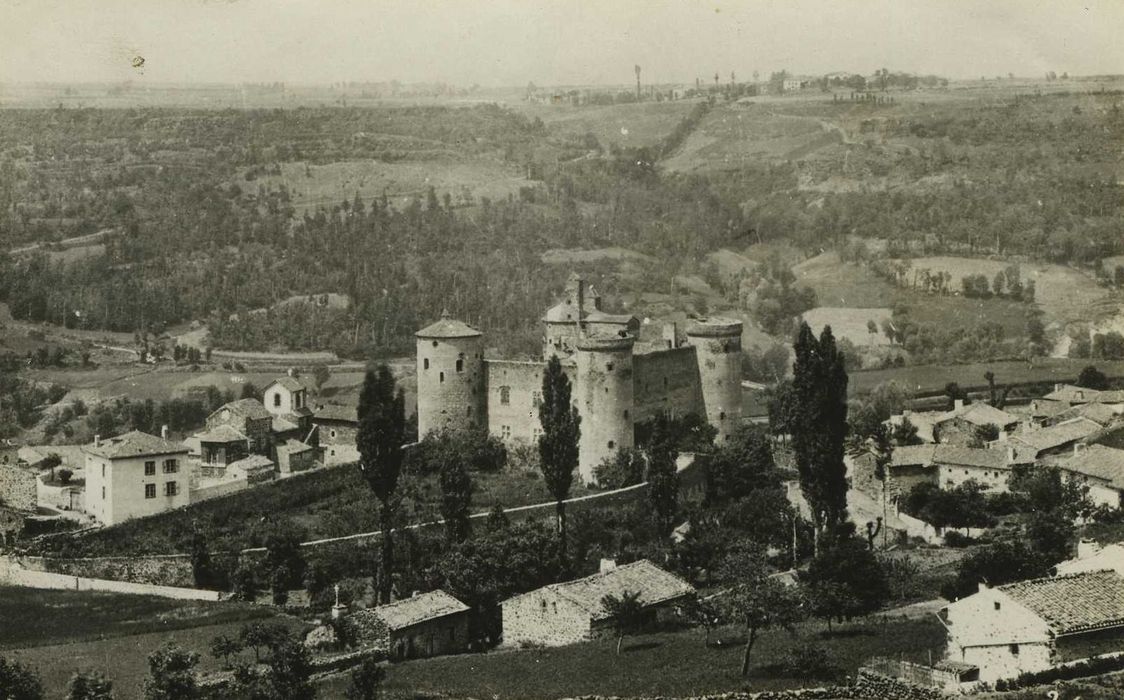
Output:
272,416,300,434
511,560,694,621
1054,402,1120,427
932,445,1010,470
999,570,1124,635
352,590,469,631
1045,385,1102,404
227,454,275,474
314,404,358,423
193,424,249,443
1011,418,1102,454
1059,445,1124,489
1031,399,1070,418
268,376,304,392
890,444,937,467
84,430,189,460
281,439,315,454
886,411,945,443
941,402,1019,428
1099,390,1124,403
416,312,482,339
211,398,271,422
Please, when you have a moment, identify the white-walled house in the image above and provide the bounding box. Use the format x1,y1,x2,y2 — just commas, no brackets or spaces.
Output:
1055,444,1124,509
941,570,1124,684
84,430,190,525
1056,540,1124,577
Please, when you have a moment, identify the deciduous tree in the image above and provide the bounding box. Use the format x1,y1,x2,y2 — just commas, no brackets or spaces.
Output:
601,589,645,655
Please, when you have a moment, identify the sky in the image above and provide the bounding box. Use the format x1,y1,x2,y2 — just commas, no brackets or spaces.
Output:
2,0,1122,86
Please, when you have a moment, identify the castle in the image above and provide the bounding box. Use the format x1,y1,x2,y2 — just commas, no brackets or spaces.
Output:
415,273,744,484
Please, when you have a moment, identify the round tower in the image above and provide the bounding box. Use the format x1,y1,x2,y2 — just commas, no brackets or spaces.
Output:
574,333,636,485
415,311,485,437
686,318,743,444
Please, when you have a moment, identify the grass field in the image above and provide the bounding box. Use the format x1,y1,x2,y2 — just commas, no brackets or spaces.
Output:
0,585,277,651
794,252,1035,342
849,357,1124,396
802,307,892,348
663,103,837,172
517,100,697,151
2,601,305,700
248,159,528,215
318,617,944,700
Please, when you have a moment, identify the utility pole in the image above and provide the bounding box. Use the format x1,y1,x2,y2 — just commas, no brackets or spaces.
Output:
635,65,641,101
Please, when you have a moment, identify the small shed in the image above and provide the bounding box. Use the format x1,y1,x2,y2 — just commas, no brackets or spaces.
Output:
349,590,470,661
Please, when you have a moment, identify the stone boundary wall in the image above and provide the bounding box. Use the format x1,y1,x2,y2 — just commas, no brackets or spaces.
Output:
0,556,220,601
15,552,198,587
0,463,37,513
190,477,250,504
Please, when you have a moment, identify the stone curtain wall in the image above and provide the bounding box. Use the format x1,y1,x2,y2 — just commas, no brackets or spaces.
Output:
484,359,549,445
0,463,37,512
632,346,704,424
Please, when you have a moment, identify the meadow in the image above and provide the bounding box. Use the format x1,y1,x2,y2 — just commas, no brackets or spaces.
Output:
517,100,697,151
318,616,945,700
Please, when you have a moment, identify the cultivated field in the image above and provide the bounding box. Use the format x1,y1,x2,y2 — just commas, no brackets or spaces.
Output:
517,100,697,151
246,159,529,215
801,307,892,347
849,357,1124,396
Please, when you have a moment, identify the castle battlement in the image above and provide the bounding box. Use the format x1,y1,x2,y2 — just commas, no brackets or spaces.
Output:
415,277,744,485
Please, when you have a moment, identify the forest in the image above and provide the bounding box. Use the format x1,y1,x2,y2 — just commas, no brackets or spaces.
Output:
0,88,1121,360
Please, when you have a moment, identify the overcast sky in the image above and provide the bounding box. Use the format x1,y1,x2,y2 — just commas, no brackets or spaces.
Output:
2,0,1122,86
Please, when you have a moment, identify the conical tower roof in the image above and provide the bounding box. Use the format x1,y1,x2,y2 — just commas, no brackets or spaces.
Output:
416,310,482,339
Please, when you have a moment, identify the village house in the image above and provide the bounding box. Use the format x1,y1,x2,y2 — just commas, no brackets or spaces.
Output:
276,439,318,475
311,404,360,466
1053,443,1124,509
932,401,1020,446
501,559,695,647
193,424,252,479
263,375,313,432
83,429,190,526
882,444,1031,500
205,398,274,455
1043,384,1124,407
941,570,1124,684
1047,401,1122,428
1008,417,1102,460
1056,540,1124,577
349,590,470,660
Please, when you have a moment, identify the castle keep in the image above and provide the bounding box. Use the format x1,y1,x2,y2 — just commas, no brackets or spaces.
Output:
416,273,744,484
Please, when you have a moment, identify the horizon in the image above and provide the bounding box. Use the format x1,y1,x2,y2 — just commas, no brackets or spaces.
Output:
2,0,1122,88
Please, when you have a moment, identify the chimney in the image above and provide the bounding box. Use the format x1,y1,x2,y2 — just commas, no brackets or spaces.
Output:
997,430,1008,443
662,323,678,350
977,581,989,593
954,399,964,411
1075,442,1087,455
1078,538,1101,560
161,424,169,440
599,558,617,574
287,367,296,377
1006,445,1015,463
1055,383,1063,393
94,434,100,447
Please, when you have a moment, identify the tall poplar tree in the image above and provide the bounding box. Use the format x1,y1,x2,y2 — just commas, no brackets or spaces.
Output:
538,355,580,567
356,365,406,603
791,322,849,550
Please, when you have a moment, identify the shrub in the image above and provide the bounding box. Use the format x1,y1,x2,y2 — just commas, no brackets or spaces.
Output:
58,469,74,485
780,642,842,681
942,530,976,548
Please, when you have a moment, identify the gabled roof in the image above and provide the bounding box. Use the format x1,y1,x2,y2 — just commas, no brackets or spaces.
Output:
193,424,249,444
267,376,304,392
313,404,358,423
227,454,275,474
932,445,1009,470
272,416,300,434
210,398,271,422
998,570,1124,635
416,311,482,339
1031,399,1070,419
1059,444,1124,489
280,439,315,455
890,444,938,467
939,402,1019,428
1054,402,1120,427
1010,418,1102,454
506,560,695,621
1045,385,1102,404
352,590,469,631
886,411,946,444
84,430,189,460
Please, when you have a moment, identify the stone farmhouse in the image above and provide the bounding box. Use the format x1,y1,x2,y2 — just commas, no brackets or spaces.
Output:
941,570,1124,684
310,404,359,466
1057,540,1124,577
501,559,695,647
84,430,190,526
1007,417,1103,460
349,590,470,660
416,273,745,483
1051,444,1124,509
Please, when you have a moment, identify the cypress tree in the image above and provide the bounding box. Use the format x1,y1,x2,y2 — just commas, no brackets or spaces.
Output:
538,355,580,568
356,365,406,603
791,322,849,550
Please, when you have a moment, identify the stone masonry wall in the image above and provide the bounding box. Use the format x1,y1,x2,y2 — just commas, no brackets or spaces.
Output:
0,463,37,512
632,346,704,424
